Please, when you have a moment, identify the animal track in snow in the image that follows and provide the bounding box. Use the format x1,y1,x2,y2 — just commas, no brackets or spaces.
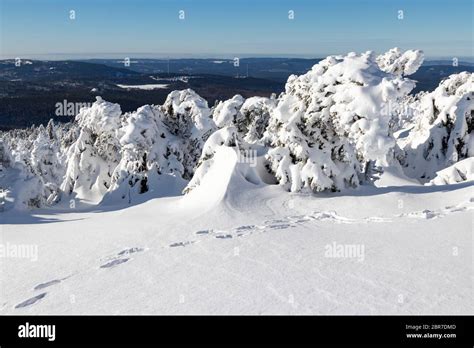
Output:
268,223,294,230
34,279,61,290
397,201,473,220
118,247,144,256
234,225,255,231
100,246,145,267
100,258,129,268
400,209,439,219
287,215,314,223
169,241,195,247
264,219,288,225
312,211,359,224
15,293,47,309
189,200,472,244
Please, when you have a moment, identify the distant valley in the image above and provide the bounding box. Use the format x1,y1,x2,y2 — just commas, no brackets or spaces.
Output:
0,58,472,130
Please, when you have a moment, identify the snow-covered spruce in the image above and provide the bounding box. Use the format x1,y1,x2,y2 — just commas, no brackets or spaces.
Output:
376,47,424,76
212,94,245,129
239,96,277,143
212,94,277,143
2,48,473,210
61,97,122,203
399,72,474,181
263,50,418,192
161,89,216,180
0,91,217,208
105,104,178,202
61,92,216,204
0,121,71,209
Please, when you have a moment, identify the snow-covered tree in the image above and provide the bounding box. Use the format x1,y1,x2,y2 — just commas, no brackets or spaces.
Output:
61,97,122,202
106,105,183,201
161,89,216,179
212,94,245,129
399,72,474,180
1,49,471,210
212,94,276,143
29,122,64,204
376,47,424,76
263,51,418,192
58,90,216,204
239,96,277,143
0,123,66,209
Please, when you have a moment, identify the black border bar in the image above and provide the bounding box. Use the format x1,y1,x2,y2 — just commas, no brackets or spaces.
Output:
0,315,473,346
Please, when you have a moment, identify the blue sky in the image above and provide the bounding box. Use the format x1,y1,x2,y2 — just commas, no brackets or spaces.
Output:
0,0,472,58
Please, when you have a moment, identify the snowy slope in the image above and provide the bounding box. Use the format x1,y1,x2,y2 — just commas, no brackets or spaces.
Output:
1,173,472,314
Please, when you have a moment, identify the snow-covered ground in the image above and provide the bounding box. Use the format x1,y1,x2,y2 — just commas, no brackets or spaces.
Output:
1,167,472,315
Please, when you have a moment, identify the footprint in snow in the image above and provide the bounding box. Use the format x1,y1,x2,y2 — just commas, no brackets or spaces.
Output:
100,258,129,268
235,225,255,231
264,219,288,225
34,279,62,290
364,216,392,223
407,210,439,219
15,293,47,309
118,247,144,256
215,234,233,239
268,223,293,230
288,215,313,223
232,225,256,237
169,241,194,247
447,207,466,213
100,247,144,267
195,230,210,235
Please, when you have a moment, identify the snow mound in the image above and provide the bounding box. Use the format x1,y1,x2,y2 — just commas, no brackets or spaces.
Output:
184,126,262,195
183,136,262,208
428,157,474,185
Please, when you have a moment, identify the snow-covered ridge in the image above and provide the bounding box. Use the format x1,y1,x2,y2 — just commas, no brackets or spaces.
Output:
1,48,473,210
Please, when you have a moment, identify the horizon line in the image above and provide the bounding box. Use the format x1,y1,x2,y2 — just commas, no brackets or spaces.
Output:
1,54,473,61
